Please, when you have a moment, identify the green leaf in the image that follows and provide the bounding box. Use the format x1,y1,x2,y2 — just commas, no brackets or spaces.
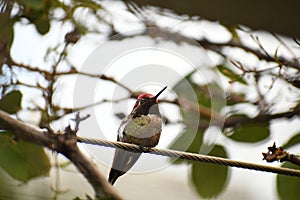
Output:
216,64,247,85
274,46,280,63
16,0,44,10
226,93,246,105
225,25,240,41
23,8,50,35
17,0,52,34
33,17,50,35
191,145,228,198
282,133,300,149
173,71,225,122
170,129,203,152
169,129,203,164
0,90,22,114
0,132,50,182
0,168,17,200
277,162,300,200
194,83,225,114
227,120,270,143
171,71,204,159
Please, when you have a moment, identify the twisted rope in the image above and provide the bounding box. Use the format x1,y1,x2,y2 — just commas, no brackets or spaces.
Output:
77,136,300,177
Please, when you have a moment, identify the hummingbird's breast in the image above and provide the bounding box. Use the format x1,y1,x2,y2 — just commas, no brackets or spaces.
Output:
121,114,163,147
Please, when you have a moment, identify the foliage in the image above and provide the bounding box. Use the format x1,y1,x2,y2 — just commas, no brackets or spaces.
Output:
277,163,300,200
216,64,247,85
282,133,300,149
227,120,270,143
0,90,22,114
0,131,50,182
169,69,273,197
191,145,228,198
0,89,51,196
0,0,104,51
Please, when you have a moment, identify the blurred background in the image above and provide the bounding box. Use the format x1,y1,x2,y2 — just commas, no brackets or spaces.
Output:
0,0,300,199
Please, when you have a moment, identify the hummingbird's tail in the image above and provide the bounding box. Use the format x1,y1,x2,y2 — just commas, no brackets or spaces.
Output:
108,148,141,185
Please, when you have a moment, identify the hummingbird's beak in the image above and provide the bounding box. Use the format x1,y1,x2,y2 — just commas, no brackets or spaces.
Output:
152,86,167,101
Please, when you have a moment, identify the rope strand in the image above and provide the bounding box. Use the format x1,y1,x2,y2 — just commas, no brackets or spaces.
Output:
77,136,300,177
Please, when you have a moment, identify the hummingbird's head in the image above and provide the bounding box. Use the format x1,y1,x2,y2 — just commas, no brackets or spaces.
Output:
132,86,167,116
134,86,167,107
137,93,155,104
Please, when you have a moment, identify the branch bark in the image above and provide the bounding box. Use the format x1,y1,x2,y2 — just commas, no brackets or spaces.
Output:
224,103,300,128
196,39,300,70
263,143,300,167
0,110,123,200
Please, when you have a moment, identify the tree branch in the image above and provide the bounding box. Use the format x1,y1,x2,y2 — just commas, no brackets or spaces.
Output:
197,39,300,70
118,23,300,70
0,110,123,200
263,143,300,167
224,103,300,128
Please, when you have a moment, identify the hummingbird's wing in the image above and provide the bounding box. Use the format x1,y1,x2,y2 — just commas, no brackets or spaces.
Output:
109,115,162,184
108,146,141,185
108,116,141,185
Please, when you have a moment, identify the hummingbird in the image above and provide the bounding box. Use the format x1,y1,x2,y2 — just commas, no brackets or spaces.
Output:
108,86,167,185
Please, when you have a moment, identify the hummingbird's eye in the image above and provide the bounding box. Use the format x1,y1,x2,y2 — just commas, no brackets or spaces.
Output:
139,97,150,104
139,98,146,104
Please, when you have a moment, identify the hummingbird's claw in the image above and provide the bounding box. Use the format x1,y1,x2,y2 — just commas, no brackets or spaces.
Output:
139,145,152,152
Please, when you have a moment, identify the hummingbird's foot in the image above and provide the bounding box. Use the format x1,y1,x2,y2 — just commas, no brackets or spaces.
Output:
139,146,152,152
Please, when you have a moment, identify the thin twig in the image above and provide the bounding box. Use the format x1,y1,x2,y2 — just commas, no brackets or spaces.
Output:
71,112,90,133
46,42,69,119
254,72,269,114
271,33,299,65
250,35,271,59
57,70,132,93
6,55,51,77
1,81,46,91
